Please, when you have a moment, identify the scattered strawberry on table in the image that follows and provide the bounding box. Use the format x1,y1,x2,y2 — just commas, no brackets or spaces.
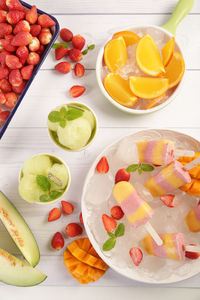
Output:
0,0,56,128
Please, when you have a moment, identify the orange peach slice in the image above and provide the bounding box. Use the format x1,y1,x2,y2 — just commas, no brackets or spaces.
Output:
104,73,138,107
162,37,175,67
136,34,165,76
145,93,166,109
164,51,185,88
129,76,169,99
104,36,127,72
113,30,140,46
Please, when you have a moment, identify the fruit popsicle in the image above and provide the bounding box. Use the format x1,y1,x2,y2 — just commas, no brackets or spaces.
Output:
113,181,163,246
142,233,200,261
145,160,191,197
185,204,200,232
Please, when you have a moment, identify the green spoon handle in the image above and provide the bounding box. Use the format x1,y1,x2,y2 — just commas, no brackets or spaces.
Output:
162,0,194,35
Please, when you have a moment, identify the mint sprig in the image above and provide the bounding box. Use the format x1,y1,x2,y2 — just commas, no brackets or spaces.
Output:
36,174,63,202
126,163,154,175
102,223,125,252
82,44,95,55
52,42,69,49
48,106,83,128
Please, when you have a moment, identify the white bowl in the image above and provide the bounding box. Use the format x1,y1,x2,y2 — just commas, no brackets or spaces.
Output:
96,25,184,114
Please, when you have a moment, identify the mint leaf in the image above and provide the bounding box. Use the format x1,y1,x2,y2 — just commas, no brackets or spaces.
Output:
60,107,68,119
141,164,154,172
66,108,83,120
40,194,49,202
114,223,125,237
52,42,69,49
138,166,142,175
88,44,95,50
48,111,61,123
126,164,138,172
49,190,62,200
36,175,51,192
107,232,115,238
59,119,66,128
82,49,88,55
102,238,116,251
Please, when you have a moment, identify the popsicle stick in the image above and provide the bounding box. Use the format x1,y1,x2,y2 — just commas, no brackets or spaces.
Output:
184,156,200,170
175,149,195,158
144,222,163,246
185,244,200,253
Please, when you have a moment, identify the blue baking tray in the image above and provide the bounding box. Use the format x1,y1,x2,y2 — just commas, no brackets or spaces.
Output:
0,0,60,139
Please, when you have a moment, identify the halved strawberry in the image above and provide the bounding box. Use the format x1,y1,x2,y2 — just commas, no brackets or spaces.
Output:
61,201,74,215
185,244,200,260
160,194,177,207
69,85,85,98
96,156,109,174
48,208,61,222
74,62,85,77
115,168,130,183
51,232,64,250
102,214,117,232
55,46,68,60
111,206,124,220
129,247,143,266
79,212,84,225
66,223,82,237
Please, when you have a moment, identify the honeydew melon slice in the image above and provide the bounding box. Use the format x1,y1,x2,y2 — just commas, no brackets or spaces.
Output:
18,174,43,203
82,109,95,130
22,155,52,176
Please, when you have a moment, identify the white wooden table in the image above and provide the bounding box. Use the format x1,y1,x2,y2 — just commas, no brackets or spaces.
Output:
1,0,200,299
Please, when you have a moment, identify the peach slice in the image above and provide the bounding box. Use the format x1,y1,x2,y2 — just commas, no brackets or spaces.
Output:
113,30,140,46
145,93,166,109
104,73,138,107
164,51,185,88
136,34,165,76
129,76,169,99
162,37,175,67
104,36,127,72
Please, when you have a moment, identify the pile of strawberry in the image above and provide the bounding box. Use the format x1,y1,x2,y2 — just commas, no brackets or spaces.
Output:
48,200,84,250
53,27,95,98
0,0,56,126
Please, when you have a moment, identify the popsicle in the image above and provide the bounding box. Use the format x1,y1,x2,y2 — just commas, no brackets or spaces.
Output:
185,204,200,232
142,233,200,261
113,181,163,246
137,139,194,166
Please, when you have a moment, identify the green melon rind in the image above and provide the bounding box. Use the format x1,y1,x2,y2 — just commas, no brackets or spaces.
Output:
0,248,46,287
0,191,40,267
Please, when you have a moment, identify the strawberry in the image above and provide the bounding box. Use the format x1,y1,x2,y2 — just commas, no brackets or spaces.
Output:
4,91,17,108
36,44,44,56
0,78,11,92
69,85,85,98
0,110,10,121
12,79,25,94
51,232,64,250
30,24,41,37
160,194,177,207
41,27,50,33
115,168,130,183
72,35,85,50
6,54,22,69
185,244,200,260
11,32,32,46
55,61,71,74
55,46,68,60
5,34,14,41
68,48,82,62
66,223,83,237
38,31,52,45
79,212,84,225
74,63,85,77
60,28,73,42
21,64,33,80
0,66,9,79
27,51,40,65
7,10,25,25
129,247,143,266
0,10,7,23
29,37,40,51
25,5,37,24
102,214,117,232
0,0,7,10
0,23,12,38
0,90,6,104
16,46,29,65
0,39,16,52
0,50,9,67
96,156,109,174
9,69,22,86
38,14,56,27
48,208,61,222
13,20,30,35
61,201,74,215
111,206,124,220
6,0,24,11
